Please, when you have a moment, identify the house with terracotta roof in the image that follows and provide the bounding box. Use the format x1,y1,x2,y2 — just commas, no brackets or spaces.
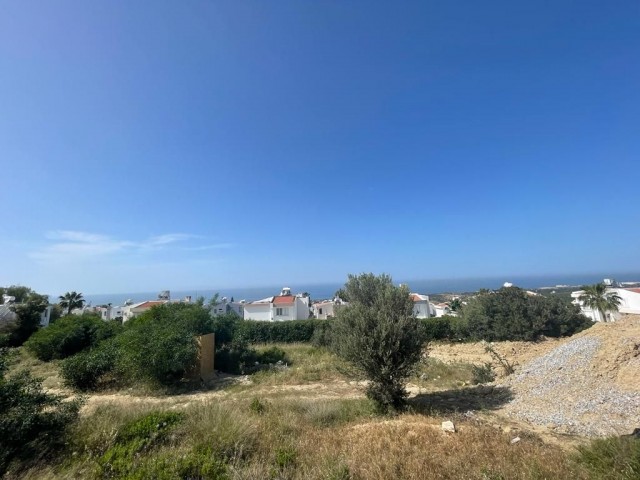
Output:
410,293,432,318
122,300,168,322
243,287,310,321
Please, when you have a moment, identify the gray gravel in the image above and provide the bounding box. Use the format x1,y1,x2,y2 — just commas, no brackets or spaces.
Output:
497,337,640,437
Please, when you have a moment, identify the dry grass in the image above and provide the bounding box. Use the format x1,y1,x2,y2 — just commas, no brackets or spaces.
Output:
6,347,65,390
250,343,348,386
9,342,612,479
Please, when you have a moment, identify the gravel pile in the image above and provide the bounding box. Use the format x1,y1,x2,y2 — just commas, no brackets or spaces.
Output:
498,336,640,437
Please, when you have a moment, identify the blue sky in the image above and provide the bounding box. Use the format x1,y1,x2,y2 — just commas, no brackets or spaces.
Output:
1,1,639,295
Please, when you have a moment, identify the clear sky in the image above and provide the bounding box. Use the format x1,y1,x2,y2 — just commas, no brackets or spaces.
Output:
1,1,639,295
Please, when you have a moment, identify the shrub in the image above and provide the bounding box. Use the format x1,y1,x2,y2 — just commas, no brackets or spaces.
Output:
214,339,259,375
333,273,426,413
0,348,81,476
98,411,184,478
576,435,640,479
236,319,332,344
257,346,287,364
471,362,496,384
461,287,592,342
421,316,455,341
116,303,212,385
60,340,118,391
25,313,120,361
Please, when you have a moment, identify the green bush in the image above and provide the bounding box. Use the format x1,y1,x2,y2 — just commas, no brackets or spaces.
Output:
257,346,287,364
0,348,81,476
98,411,184,478
116,303,212,385
60,340,118,391
421,316,455,340
24,314,120,361
214,340,259,375
576,435,640,479
236,319,332,344
461,287,592,341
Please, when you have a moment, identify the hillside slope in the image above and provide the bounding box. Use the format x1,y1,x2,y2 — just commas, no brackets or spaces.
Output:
497,314,640,436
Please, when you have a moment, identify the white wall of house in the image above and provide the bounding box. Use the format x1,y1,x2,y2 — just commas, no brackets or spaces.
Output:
243,303,272,321
40,306,53,327
295,296,310,320
429,303,451,318
572,287,640,322
413,301,431,319
616,289,640,314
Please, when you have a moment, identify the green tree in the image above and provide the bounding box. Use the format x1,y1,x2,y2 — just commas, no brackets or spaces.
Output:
461,287,591,341
0,287,50,347
0,348,81,475
578,283,623,322
58,291,85,315
333,273,426,413
116,303,212,385
448,298,463,312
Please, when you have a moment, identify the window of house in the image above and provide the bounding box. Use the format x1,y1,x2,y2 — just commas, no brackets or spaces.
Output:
319,308,323,315
276,307,288,316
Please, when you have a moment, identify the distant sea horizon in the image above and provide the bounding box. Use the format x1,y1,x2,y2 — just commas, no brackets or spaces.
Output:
81,272,640,307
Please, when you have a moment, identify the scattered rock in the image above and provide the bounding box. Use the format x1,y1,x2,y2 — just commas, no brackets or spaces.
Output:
510,437,521,444
441,421,456,433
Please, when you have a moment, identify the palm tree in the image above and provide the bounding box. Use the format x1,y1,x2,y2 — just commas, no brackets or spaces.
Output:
58,291,85,315
578,283,622,322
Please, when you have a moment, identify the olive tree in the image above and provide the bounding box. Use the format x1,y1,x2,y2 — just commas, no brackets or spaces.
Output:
333,273,426,413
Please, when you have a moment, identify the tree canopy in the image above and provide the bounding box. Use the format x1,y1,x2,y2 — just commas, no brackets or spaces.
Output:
333,273,425,413
460,287,592,341
58,292,85,315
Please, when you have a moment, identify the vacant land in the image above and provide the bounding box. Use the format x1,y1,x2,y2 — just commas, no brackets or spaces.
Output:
7,316,640,479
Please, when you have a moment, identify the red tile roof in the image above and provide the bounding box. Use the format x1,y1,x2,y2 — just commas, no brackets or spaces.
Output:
273,295,295,305
135,301,166,309
410,294,428,302
626,288,640,294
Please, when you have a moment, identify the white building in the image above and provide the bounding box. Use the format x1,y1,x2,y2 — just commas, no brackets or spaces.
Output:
122,300,167,322
312,297,347,319
410,293,431,318
243,287,310,321
430,302,453,318
211,297,245,317
571,285,640,322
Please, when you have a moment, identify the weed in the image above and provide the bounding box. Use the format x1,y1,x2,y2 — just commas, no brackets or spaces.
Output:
575,436,640,479
484,344,517,376
250,397,268,414
274,445,297,469
472,362,496,384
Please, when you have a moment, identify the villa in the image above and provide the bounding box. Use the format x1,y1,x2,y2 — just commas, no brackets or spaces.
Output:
312,297,348,319
243,287,310,321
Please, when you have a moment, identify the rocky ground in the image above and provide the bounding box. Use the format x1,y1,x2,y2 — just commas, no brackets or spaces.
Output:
495,315,640,437
426,314,640,437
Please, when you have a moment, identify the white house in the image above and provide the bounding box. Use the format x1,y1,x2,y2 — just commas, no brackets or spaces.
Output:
572,285,640,322
410,294,431,318
0,294,52,327
312,297,347,319
95,305,124,322
211,297,245,317
243,287,310,321
122,300,167,322
430,302,452,318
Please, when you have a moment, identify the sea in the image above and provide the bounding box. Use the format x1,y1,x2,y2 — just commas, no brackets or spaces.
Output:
82,272,640,307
